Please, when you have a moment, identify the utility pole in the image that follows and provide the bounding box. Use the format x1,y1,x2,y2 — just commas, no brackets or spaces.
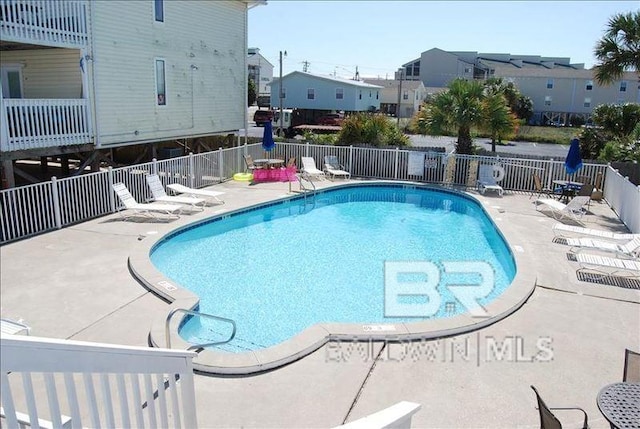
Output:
396,69,404,126
278,50,287,136
302,60,310,73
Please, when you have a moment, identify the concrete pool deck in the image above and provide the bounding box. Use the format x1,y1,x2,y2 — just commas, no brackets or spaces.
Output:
1,178,639,428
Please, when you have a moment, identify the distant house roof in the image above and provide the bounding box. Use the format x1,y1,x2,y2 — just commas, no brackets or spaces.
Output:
275,71,383,88
363,79,424,90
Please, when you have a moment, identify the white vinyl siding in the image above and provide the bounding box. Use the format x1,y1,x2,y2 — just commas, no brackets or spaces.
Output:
90,1,246,146
0,49,82,98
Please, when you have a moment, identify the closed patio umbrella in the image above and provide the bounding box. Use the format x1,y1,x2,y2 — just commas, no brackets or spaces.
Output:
262,120,275,153
565,137,583,175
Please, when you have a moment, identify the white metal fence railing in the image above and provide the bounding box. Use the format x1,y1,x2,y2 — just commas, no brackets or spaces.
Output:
1,334,197,428
0,0,88,47
604,165,640,234
0,142,626,244
1,98,92,151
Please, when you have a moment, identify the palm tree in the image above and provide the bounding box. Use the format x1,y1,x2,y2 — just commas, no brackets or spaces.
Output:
593,11,640,85
482,93,518,153
420,79,485,154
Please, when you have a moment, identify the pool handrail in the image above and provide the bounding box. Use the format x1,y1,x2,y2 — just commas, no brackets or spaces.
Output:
165,308,236,350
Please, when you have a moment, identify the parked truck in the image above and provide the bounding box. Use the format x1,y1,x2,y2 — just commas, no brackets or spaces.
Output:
273,108,343,138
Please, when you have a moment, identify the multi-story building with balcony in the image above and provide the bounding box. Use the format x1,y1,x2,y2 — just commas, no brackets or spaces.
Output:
247,47,273,97
400,47,639,125
1,0,259,188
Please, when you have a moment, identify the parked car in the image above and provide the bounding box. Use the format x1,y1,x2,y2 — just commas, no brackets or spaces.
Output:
253,110,274,126
317,113,344,126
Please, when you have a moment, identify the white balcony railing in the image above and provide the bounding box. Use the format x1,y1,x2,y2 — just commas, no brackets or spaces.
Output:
1,334,198,428
1,98,93,152
0,0,88,47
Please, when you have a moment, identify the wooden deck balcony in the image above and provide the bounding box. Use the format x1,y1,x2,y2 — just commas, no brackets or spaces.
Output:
1,98,93,153
0,0,88,48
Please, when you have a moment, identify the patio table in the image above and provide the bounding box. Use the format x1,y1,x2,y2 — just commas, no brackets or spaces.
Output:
253,158,284,168
553,180,583,203
597,382,640,429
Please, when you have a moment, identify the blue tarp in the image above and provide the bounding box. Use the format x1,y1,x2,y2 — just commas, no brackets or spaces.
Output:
262,120,275,152
565,138,583,175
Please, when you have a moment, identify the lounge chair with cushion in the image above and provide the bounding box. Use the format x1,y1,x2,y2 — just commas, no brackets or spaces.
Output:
301,157,326,180
146,174,205,211
565,236,640,258
535,196,590,222
574,252,640,279
323,155,351,180
112,183,183,219
530,386,588,429
166,183,225,205
552,223,639,241
477,164,504,196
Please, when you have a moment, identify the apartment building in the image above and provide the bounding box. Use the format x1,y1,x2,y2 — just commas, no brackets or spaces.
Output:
1,0,259,187
247,47,273,97
400,48,639,125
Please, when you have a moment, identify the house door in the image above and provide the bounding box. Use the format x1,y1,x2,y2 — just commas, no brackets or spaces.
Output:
1,66,24,99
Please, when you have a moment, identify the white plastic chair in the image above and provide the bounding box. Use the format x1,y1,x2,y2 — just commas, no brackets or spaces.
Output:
477,164,504,196
112,183,182,219
167,183,225,205
552,223,639,241
566,236,640,259
535,196,590,222
301,157,326,180
324,155,351,180
146,174,205,210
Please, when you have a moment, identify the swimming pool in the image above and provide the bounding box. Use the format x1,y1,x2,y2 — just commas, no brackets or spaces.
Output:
150,184,517,354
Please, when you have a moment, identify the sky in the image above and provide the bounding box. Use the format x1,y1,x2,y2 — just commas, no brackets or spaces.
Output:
248,1,639,79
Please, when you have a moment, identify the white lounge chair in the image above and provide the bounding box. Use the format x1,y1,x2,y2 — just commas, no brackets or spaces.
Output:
574,252,640,279
552,223,639,241
323,155,351,180
301,157,326,180
333,401,421,429
167,183,225,205
112,183,182,219
566,236,640,258
1,318,30,336
146,174,205,211
535,196,590,222
477,164,504,196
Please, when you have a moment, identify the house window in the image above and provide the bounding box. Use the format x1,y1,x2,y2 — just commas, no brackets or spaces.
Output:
155,59,166,105
376,91,379,100
584,97,591,108
464,67,471,73
369,91,372,98
336,88,343,100
359,91,362,100
154,0,164,22
280,87,286,99
1,66,24,98
544,96,552,106
620,81,627,92
585,80,593,91
403,90,409,100
546,79,553,89
307,88,315,100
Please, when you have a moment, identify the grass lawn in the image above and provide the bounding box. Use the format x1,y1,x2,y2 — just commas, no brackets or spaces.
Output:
513,125,578,145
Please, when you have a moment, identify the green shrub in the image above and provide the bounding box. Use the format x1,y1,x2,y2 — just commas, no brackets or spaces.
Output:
337,113,410,147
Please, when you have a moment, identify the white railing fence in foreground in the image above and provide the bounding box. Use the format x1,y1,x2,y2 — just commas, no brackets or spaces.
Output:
604,165,640,233
1,335,198,429
0,142,619,244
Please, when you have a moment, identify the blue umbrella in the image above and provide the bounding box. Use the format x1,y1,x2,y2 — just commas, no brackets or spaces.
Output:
565,137,583,175
262,120,275,152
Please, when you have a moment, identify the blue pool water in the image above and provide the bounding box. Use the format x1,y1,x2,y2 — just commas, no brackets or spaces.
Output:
151,185,516,352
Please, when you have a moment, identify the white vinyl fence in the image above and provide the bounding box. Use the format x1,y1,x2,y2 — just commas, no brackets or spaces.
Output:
0,142,615,244
604,165,640,233
1,335,197,428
